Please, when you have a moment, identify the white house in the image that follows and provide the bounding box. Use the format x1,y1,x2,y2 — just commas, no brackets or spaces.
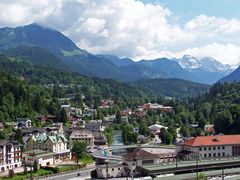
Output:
23,150,56,167
96,163,128,179
17,118,32,128
176,135,240,160
148,124,168,134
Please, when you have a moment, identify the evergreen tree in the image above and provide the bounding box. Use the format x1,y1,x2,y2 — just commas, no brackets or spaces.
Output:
14,129,24,144
116,111,121,124
159,128,167,143
166,132,173,145
59,108,68,124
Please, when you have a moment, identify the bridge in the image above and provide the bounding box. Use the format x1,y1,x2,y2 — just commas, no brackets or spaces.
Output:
110,144,175,150
91,150,122,161
92,144,175,161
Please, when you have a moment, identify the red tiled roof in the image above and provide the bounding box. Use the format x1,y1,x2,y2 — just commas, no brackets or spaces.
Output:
184,135,240,147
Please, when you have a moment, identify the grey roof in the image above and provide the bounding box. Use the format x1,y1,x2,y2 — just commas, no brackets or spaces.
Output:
17,118,31,122
70,128,94,138
0,140,21,146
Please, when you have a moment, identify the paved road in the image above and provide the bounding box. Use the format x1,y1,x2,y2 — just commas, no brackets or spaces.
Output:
35,166,95,180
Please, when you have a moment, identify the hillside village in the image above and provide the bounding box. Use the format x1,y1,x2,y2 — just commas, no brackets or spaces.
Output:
0,89,225,179
1,3,240,179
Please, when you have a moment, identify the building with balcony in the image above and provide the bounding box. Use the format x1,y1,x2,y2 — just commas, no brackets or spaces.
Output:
0,140,22,173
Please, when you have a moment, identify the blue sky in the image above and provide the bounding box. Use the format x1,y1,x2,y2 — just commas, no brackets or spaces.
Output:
0,0,240,65
142,0,240,23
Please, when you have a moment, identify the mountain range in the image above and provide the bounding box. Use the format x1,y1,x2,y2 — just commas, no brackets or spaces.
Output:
0,23,236,84
219,66,240,83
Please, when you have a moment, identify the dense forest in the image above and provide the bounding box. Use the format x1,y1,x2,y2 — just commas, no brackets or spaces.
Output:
129,78,210,99
191,83,240,134
0,71,61,123
0,54,148,100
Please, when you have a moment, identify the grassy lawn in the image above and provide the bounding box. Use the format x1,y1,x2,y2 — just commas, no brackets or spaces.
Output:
1,169,53,180
80,154,94,165
56,165,80,173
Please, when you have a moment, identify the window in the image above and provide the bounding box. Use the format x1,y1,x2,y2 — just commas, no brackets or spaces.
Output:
112,168,114,171
213,153,216,157
118,168,120,170
204,147,207,151
213,147,216,150
222,146,225,150
199,148,202,151
209,147,211,150
204,154,207,158
218,147,220,150
209,153,211,157
218,153,221,157
223,152,225,157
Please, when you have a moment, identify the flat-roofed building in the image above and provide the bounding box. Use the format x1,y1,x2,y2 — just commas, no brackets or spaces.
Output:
122,148,160,177
23,150,56,167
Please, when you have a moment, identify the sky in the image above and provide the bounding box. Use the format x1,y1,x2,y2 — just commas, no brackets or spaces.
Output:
0,0,240,65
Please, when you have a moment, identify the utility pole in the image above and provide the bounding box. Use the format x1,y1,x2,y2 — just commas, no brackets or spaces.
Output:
196,155,199,179
176,156,178,168
222,164,224,180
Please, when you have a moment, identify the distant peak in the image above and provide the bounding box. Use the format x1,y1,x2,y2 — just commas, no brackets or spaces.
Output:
22,22,53,31
182,55,195,59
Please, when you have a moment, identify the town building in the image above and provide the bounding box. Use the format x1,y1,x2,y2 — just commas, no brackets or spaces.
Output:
69,128,94,147
26,125,71,163
23,150,56,167
17,118,32,128
120,115,128,123
0,140,22,173
96,163,128,179
122,148,160,177
36,115,56,124
104,115,116,124
142,148,175,163
86,120,105,132
176,135,240,160
138,103,173,113
148,124,168,134
92,131,107,146
96,147,175,179
204,124,215,134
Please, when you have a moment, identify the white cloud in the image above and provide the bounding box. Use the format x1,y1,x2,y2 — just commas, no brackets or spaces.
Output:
0,0,240,65
185,15,240,35
0,0,61,27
